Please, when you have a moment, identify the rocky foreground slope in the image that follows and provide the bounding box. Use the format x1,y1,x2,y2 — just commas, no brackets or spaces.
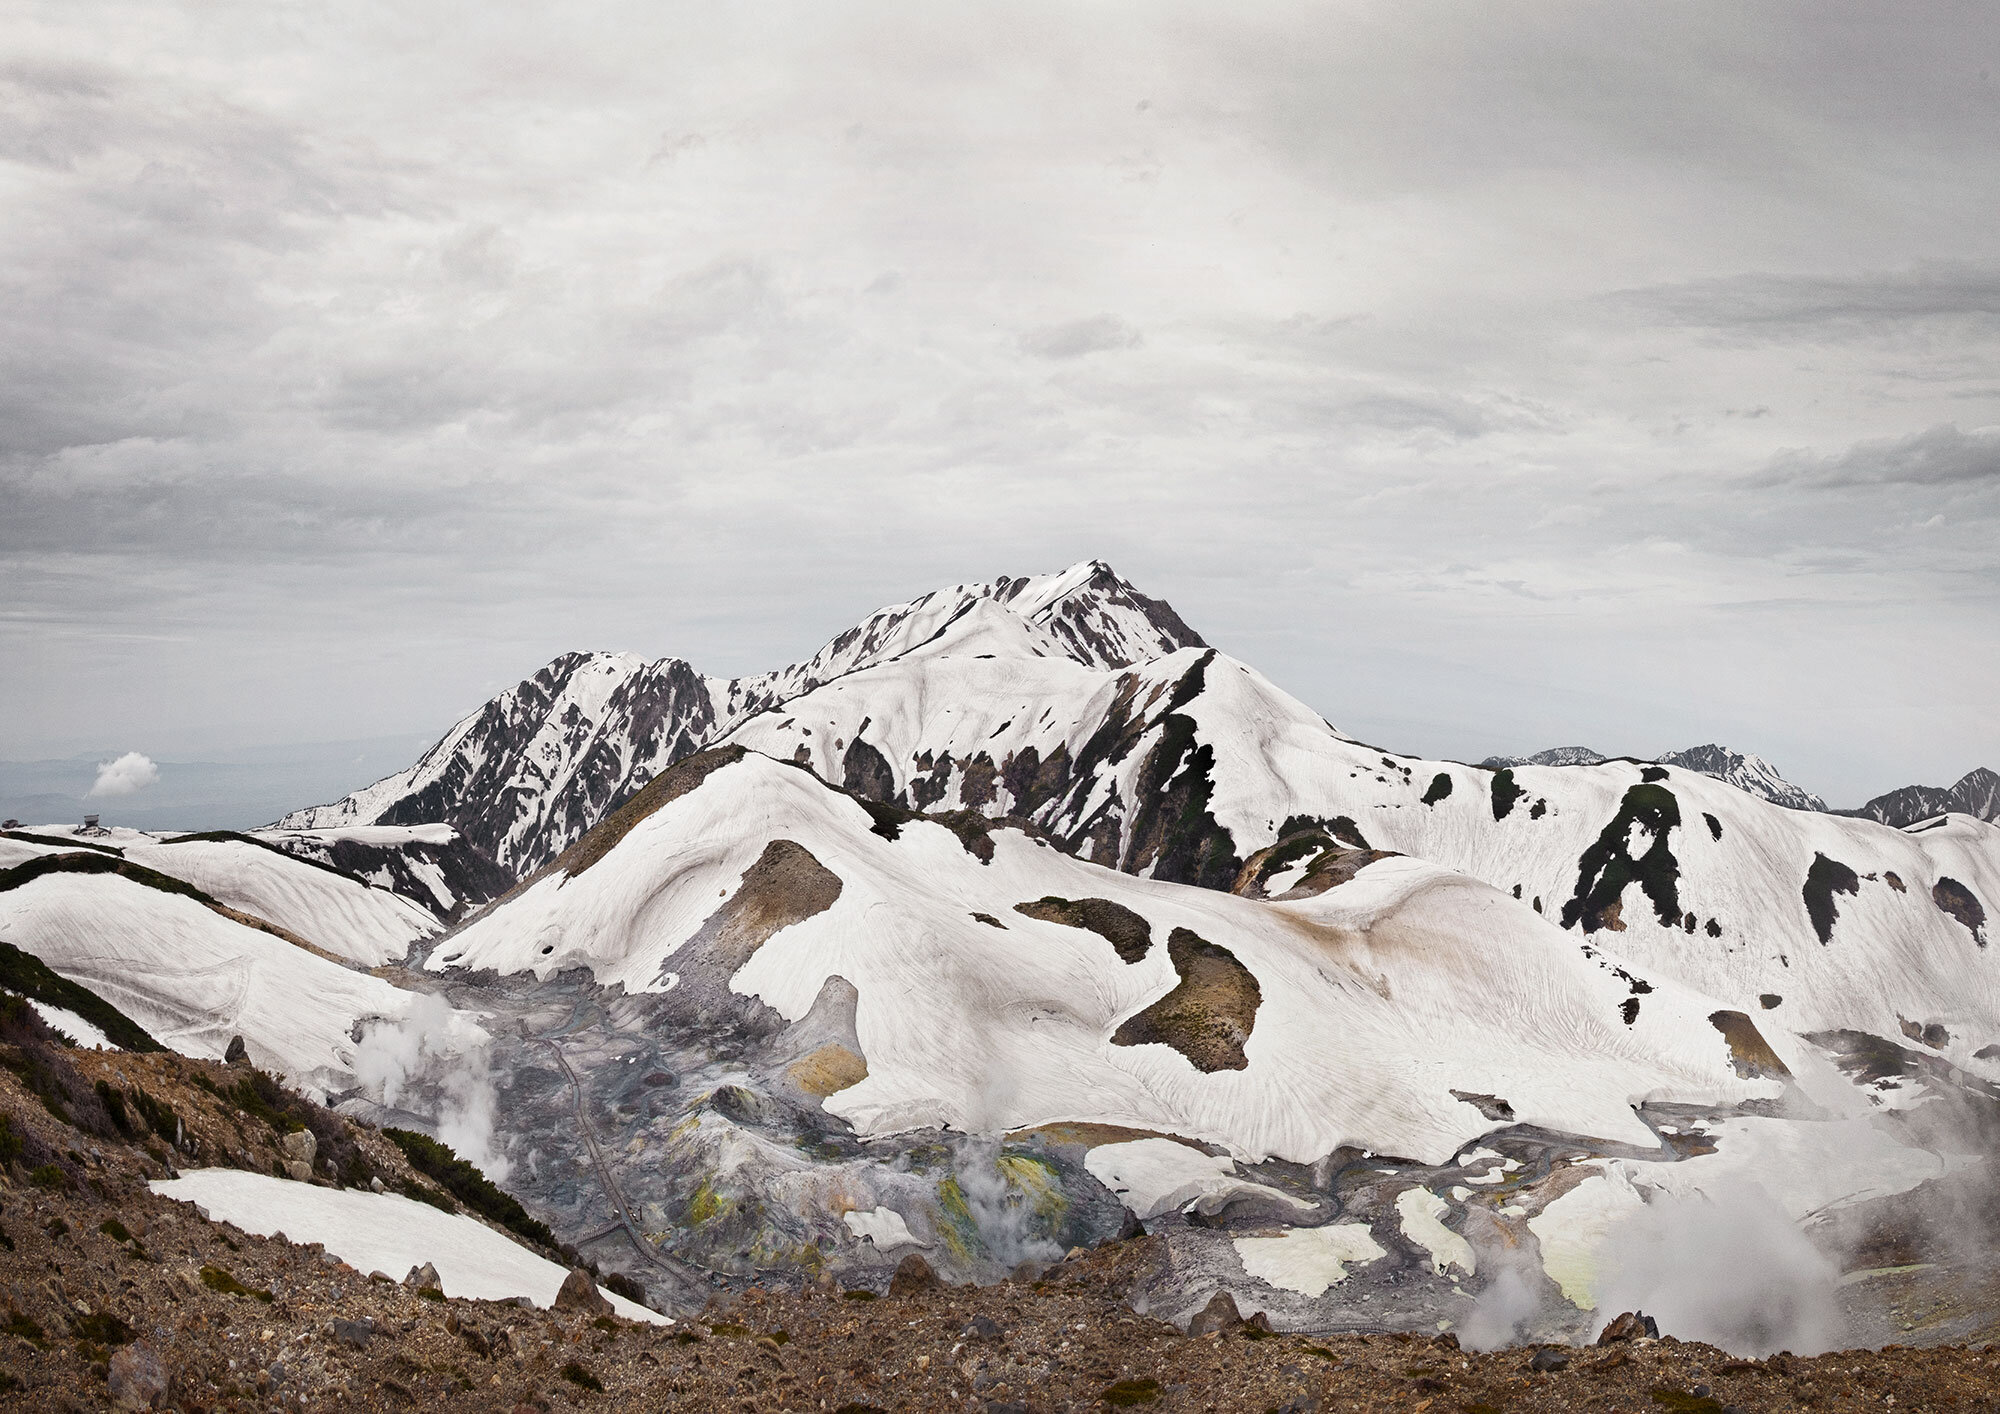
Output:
4,994,1999,1413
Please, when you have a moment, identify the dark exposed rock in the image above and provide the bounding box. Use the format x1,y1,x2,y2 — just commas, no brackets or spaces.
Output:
1112,928,1261,1072
1596,1310,1657,1344
889,1253,942,1297
1013,895,1153,963
223,1035,248,1064
1186,1289,1245,1336
553,1267,611,1314
1803,853,1861,944
1530,1346,1571,1371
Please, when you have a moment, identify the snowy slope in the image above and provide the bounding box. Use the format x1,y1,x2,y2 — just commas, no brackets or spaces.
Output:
275,562,1203,877
720,625,2000,1059
123,837,439,965
0,869,471,1093
434,748,1788,1167
252,824,511,924
153,1171,664,1322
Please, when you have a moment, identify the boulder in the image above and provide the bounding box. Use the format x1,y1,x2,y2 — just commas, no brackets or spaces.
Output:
962,1314,1005,1341
224,1035,248,1064
1530,1347,1571,1372
403,1262,442,1291
1187,1289,1244,1336
1597,1310,1659,1344
553,1267,611,1315
331,1318,375,1349
107,1342,167,1409
888,1252,941,1297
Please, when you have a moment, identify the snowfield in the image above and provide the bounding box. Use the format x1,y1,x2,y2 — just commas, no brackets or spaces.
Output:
0,870,479,1094
434,749,1778,1166
124,837,439,965
150,1170,665,1323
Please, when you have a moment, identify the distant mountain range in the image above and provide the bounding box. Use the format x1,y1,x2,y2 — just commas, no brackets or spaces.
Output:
1845,767,2000,829
1479,745,1828,813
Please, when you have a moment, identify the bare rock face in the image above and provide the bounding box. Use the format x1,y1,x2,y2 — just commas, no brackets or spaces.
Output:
108,1342,168,1409
889,1253,942,1297
554,1266,611,1314
1187,1289,1244,1336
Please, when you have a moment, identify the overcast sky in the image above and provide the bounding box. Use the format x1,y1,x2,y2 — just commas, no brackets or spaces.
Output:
4,1,1997,807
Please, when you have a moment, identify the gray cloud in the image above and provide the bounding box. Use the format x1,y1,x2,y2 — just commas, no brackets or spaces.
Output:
1,1,1997,806
1761,423,2000,489
1020,315,1142,359
1618,263,2000,340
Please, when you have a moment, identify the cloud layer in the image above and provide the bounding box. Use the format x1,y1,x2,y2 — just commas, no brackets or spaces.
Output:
3,2,1997,804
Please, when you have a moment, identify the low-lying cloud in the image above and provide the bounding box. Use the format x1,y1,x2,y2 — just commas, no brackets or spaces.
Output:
88,751,159,797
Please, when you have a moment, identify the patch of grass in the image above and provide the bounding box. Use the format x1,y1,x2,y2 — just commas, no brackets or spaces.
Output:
416,1286,444,1302
1102,1377,1163,1406
559,1361,603,1392
73,1311,131,1346
227,1068,306,1135
840,1289,877,1302
1421,772,1453,806
28,1163,66,1191
384,1127,556,1249
396,1177,456,1214
0,1113,19,1165
1490,768,1524,820
3,1306,46,1346
98,1218,131,1243
199,1264,273,1302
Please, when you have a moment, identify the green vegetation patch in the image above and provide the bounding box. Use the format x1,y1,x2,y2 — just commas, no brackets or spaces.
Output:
1561,783,1683,934
1490,768,1524,821
1648,1390,1724,1413
560,1361,603,1391
199,1264,274,1302
1102,1377,1163,1406
0,937,162,1051
1421,772,1454,806
384,1127,558,1250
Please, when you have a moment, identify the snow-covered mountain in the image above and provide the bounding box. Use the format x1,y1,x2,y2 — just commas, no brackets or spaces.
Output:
1484,744,1826,812
275,561,1203,877
1850,767,2000,829
1480,746,1610,769
426,744,1995,1322
1653,744,1829,813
